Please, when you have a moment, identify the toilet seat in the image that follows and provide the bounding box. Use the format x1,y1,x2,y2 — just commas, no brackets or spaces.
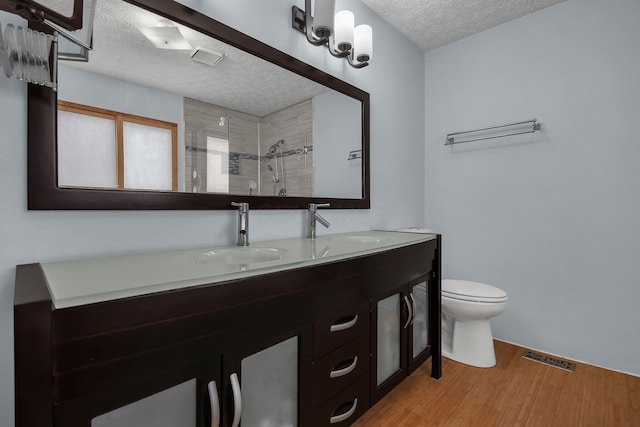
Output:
442,279,507,303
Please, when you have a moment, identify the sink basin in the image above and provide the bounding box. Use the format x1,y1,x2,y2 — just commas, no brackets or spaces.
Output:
193,247,286,265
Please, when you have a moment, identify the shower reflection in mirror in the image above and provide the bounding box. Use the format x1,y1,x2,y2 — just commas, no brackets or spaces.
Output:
185,97,314,196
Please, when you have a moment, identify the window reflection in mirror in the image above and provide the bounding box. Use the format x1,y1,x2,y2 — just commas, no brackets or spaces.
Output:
56,0,363,199
58,101,178,191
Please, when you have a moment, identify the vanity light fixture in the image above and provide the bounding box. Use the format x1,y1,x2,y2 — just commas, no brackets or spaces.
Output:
140,19,192,50
291,0,373,68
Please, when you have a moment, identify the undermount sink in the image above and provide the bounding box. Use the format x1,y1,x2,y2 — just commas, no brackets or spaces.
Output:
193,247,287,265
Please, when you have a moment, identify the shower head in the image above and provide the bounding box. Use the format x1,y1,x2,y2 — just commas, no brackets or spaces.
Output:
218,115,231,126
267,164,278,182
268,140,285,154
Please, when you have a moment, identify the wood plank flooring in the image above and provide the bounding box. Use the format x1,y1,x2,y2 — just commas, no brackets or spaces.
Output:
352,340,640,426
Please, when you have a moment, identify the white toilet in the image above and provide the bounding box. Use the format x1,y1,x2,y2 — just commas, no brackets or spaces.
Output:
441,279,507,368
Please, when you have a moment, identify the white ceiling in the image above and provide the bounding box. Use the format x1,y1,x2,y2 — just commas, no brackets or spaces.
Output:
361,0,567,51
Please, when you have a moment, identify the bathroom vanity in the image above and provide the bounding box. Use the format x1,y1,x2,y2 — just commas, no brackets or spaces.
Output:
14,231,441,427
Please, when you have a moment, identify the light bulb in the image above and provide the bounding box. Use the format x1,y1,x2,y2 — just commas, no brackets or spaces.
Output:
312,0,336,39
353,24,373,63
334,10,354,52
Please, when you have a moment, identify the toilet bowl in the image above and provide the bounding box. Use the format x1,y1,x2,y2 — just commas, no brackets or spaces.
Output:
442,279,507,368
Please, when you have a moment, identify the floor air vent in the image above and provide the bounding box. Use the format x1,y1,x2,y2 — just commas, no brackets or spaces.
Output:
522,350,576,372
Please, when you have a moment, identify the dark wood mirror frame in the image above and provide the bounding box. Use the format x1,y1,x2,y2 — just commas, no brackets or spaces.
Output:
27,0,370,210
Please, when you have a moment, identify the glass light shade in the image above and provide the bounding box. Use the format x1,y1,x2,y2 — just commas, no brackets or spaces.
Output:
354,24,373,63
139,26,192,50
312,0,335,38
334,10,354,52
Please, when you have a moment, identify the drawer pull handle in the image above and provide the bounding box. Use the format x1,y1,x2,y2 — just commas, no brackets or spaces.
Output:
330,315,359,332
330,356,358,378
330,398,358,424
230,373,242,427
403,295,413,329
207,381,220,427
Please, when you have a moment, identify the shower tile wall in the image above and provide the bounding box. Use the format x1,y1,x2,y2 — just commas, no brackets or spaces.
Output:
259,100,313,197
184,97,313,197
184,98,260,195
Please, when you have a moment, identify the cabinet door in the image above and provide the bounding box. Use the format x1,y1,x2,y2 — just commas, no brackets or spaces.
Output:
407,279,431,373
222,325,311,427
370,287,409,404
91,379,198,427
75,357,220,427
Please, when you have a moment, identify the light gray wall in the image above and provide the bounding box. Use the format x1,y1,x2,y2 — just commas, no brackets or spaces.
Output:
425,0,640,375
0,0,425,424
314,90,362,198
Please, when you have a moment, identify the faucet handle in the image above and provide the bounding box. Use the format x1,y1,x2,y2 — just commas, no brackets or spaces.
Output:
307,203,330,238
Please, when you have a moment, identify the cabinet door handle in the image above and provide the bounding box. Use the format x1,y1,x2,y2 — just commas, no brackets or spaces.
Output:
330,314,359,332
330,398,358,424
230,373,242,427
409,292,417,325
329,356,358,378
207,381,220,427
403,295,413,329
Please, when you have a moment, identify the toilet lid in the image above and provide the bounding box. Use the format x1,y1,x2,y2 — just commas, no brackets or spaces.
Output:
442,279,507,303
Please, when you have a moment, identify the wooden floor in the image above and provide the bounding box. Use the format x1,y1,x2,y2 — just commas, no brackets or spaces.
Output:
352,341,640,426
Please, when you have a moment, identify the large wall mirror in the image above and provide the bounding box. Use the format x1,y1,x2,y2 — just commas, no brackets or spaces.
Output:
28,0,370,209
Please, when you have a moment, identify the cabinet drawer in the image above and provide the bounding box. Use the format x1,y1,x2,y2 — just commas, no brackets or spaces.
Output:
312,374,369,427
312,335,369,406
314,302,369,359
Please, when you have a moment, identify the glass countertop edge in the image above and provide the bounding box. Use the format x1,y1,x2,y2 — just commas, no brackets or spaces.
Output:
42,231,437,309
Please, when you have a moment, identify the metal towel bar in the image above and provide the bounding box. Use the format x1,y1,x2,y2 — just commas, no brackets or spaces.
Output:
446,119,540,145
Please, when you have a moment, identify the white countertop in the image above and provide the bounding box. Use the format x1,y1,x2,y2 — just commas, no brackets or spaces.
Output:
41,230,436,309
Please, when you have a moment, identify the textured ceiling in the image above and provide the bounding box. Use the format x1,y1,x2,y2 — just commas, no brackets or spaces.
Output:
360,0,567,51
62,0,328,117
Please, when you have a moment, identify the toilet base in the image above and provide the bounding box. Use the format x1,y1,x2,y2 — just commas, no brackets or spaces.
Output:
442,318,496,368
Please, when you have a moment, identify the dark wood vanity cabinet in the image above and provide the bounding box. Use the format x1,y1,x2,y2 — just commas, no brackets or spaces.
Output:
14,237,440,427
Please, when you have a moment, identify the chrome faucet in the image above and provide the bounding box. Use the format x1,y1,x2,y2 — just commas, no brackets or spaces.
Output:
307,203,330,239
231,202,249,246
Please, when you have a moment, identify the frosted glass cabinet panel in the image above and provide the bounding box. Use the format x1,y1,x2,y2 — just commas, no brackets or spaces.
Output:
412,281,429,359
240,336,298,427
91,379,196,427
376,294,401,387
373,275,433,404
